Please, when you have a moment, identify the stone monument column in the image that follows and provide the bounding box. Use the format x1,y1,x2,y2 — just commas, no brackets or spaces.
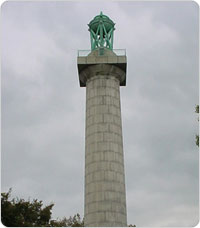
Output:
77,12,127,227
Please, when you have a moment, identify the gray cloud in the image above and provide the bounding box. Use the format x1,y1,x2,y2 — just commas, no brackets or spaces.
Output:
1,1,198,226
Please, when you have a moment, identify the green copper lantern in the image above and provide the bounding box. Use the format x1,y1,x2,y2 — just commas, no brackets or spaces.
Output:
88,12,115,51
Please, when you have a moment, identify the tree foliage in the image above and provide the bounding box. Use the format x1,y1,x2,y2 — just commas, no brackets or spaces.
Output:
50,214,84,227
1,189,84,227
195,105,199,147
195,105,199,114
2,188,135,227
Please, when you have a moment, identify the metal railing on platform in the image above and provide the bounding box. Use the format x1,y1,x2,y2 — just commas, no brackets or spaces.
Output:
77,50,91,57
77,49,126,57
113,49,126,56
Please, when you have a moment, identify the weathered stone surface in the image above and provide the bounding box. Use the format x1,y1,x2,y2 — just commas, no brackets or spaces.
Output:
82,65,127,227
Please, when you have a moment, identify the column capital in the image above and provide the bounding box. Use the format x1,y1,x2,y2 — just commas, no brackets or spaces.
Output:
78,64,126,87
77,49,127,87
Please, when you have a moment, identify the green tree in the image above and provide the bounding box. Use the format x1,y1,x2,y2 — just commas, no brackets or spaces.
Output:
1,188,54,227
196,105,199,147
2,189,135,227
1,189,84,227
50,214,84,227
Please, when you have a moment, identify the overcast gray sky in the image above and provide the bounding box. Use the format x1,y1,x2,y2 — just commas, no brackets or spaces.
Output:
1,1,199,226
